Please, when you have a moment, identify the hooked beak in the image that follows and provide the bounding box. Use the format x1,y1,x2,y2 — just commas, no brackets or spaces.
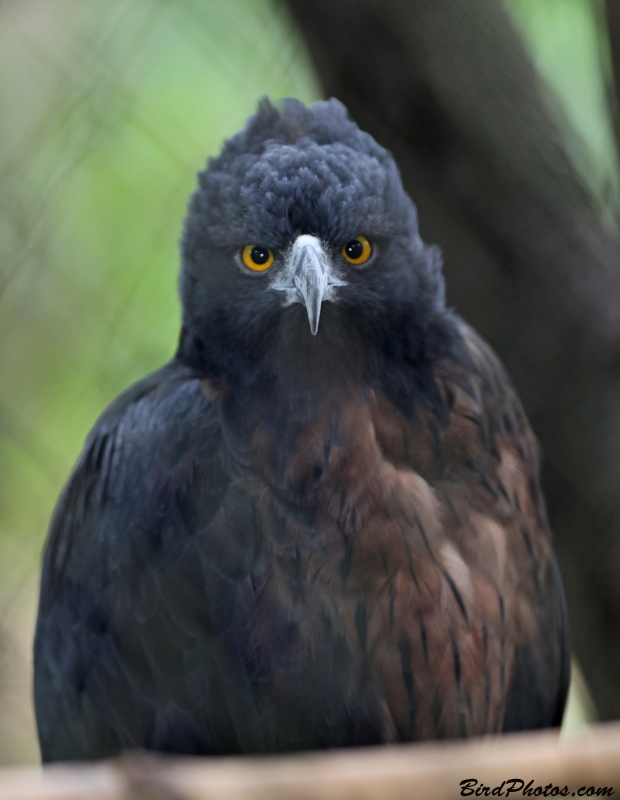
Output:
272,234,346,335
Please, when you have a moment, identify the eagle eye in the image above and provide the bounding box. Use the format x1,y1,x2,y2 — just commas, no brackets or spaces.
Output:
242,245,274,272
342,236,372,265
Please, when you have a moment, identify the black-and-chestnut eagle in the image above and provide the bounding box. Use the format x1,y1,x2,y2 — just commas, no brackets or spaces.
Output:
34,99,569,761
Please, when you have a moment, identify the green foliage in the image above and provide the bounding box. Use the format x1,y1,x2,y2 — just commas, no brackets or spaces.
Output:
503,0,620,213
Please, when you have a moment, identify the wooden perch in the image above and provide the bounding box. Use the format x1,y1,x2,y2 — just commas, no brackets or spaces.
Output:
1,723,620,800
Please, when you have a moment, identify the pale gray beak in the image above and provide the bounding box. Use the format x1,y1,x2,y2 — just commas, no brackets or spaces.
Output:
271,234,346,335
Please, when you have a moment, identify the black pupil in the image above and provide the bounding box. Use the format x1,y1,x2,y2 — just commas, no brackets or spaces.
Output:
345,239,364,260
251,246,270,265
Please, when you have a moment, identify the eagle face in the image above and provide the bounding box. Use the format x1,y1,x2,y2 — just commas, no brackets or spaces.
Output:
33,98,569,762
179,99,446,386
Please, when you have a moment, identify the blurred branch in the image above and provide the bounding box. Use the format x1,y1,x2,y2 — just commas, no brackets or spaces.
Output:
285,0,620,719
3,725,620,799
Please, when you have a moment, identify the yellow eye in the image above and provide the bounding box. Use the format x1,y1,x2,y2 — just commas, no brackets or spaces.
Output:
342,235,372,265
242,245,274,272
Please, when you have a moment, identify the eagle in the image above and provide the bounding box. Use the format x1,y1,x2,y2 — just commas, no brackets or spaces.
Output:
34,98,569,761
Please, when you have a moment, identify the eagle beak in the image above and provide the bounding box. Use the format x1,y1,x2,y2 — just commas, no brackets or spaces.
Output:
283,234,346,335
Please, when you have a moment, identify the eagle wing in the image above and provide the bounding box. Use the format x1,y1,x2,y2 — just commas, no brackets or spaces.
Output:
33,359,265,759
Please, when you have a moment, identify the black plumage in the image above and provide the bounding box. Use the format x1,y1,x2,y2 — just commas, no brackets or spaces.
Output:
34,98,569,761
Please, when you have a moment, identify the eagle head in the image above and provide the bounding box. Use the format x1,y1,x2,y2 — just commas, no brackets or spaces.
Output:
179,98,452,403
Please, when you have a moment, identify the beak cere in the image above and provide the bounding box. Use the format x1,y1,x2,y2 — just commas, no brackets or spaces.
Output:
285,234,345,335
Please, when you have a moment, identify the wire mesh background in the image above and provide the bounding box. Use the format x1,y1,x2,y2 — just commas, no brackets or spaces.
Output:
0,0,614,766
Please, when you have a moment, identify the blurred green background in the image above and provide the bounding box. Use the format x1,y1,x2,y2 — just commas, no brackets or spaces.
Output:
0,0,613,764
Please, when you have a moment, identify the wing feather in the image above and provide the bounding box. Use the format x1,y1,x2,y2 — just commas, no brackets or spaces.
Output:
33,359,249,760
